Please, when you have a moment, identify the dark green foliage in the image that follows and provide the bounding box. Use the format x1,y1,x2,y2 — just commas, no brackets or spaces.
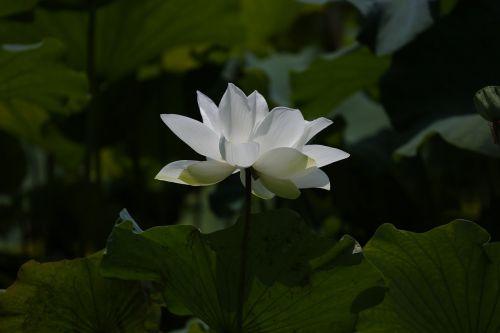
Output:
358,220,500,333
101,210,384,333
0,252,160,332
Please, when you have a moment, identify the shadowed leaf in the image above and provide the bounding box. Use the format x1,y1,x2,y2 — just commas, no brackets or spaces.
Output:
0,252,160,332
358,220,500,333
102,209,384,333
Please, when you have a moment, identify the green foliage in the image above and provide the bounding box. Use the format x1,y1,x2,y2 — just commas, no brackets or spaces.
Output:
246,48,319,105
241,0,304,51
291,47,389,118
0,252,160,332
395,114,500,158
101,209,384,333
0,38,88,114
32,0,243,81
358,220,500,333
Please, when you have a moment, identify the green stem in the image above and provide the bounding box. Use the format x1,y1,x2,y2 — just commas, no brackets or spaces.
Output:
236,168,252,332
84,0,99,184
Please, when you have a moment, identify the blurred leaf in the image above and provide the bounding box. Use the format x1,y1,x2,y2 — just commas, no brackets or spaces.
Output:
0,100,84,169
395,114,500,158
0,252,160,332
298,0,436,54
34,0,244,81
334,92,392,145
102,209,384,333
0,0,37,17
380,0,500,131
0,38,88,113
357,220,500,333
351,0,435,55
246,47,319,105
291,46,389,118
241,0,304,50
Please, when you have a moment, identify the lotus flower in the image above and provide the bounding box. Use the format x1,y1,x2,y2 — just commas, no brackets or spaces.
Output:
156,83,349,199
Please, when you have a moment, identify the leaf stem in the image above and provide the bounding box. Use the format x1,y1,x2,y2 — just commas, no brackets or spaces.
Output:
236,168,252,332
84,0,100,185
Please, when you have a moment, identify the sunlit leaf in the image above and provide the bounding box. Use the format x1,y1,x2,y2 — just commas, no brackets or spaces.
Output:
102,209,384,333
291,46,389,118
358,220,500,333
395,114,500,158
0,252,160,332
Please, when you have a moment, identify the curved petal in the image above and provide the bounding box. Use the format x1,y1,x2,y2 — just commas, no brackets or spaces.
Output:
254,147,315,179
260,175,300,199
247,90,269,127
197,91,220,134
252,107,305,153
302,145,350,167
240,169,275,199
155,160,198,185
155,160,235,186
293,117,332,147
183,160,236,185
291,167,330,190
218,83,253,143
161,114,221,160
219,137,260,168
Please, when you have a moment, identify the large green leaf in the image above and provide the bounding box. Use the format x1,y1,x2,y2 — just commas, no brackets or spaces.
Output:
102,209,384,333
395,114,500,158
291,46,389,118
33,0,243,81
0,252,160,332
357,220,500,333
0,38,88,113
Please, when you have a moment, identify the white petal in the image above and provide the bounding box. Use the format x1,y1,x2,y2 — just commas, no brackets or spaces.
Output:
219,137,260,168
197,91,220,133
247,91,269,126
302,145,350,167
295,117,332,147
260,175,300,199
161,114,221,160
253,147,315,179
252,179,275,199
218,83,253,143
240,169,275,199
155,159,235,186
291,167,330,190
184,160,236,185
252,107,305,153
155,160,198,185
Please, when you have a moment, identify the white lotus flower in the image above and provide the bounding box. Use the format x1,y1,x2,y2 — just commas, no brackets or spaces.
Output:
156,83,349,199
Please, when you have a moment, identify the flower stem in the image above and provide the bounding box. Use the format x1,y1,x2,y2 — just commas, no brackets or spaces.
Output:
236,168,252,332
